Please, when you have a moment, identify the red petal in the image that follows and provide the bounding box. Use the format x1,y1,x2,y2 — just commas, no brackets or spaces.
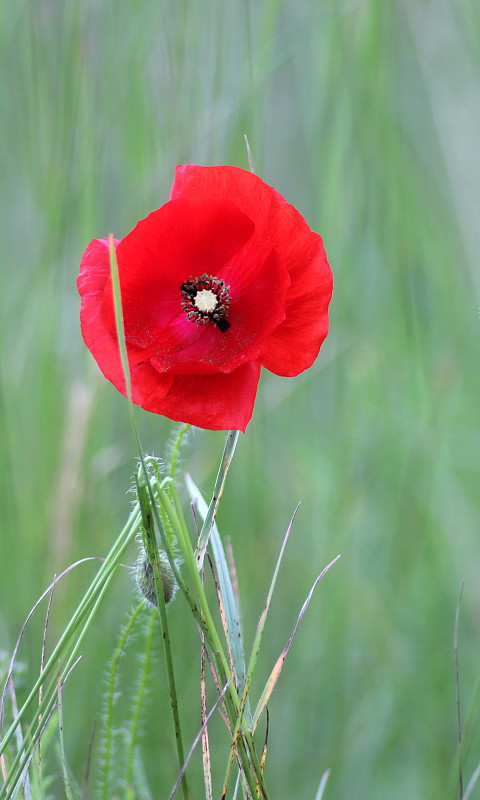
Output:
139,361,261,432
78,166,332,430
78,239,173,400
171,166,333,375
78,239,149,385
102,197,255,356
258,238,333,376
78,237,261,430
171,166,277,269
149,250,290,375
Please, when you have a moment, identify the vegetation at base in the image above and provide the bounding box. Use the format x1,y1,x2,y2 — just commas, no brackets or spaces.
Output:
1,1,480,798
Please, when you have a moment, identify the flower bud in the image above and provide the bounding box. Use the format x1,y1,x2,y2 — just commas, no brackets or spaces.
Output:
135,549,177,606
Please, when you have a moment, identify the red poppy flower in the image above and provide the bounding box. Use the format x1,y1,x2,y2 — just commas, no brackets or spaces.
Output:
77,165,332,431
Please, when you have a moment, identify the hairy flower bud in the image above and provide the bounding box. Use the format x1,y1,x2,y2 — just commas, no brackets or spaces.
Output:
135,549,177,606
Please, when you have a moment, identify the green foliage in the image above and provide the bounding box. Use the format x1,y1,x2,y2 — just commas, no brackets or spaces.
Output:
1,0,480,798
95,603,157,800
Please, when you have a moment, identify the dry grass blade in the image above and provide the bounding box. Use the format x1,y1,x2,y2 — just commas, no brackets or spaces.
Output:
259,708,269,775
168,682,230,800
208,554,236,684
252,555,341,730
200,623,213,800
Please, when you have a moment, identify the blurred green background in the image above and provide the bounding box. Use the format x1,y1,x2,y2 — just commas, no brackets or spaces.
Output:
1,0,480,798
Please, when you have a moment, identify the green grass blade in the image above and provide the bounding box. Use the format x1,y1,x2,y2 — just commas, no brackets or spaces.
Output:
185,474,249,717
221,505,303,790
98,602,146,800
125,607,158,797
57,677,82,800
195,430,240,570
314,769,330,800
168,682,229,800
108,239,189,800
252,555,341,731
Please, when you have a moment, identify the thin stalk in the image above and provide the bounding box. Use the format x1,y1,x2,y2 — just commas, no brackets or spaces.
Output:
134,469,265,797
109,239,190,797
125,608,157,793
137,479,189,800
0,508,140,762
1,544,132,800
100,602,145,800
168,424,191,481
157,489,268,799
195,430,240,570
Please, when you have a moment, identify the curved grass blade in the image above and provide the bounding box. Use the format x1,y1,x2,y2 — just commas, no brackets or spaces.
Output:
0,511,140,800
252,555,341,731
220,507,301,795
0,557,100,742
314,769,330,800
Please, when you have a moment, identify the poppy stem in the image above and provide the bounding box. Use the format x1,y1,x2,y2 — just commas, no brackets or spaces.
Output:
136,476,190,800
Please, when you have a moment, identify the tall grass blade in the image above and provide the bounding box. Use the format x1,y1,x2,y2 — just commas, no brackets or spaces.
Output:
57,676,82,800
186,474,248,713
252,555,340,730
194,430,240,570
221,506,302,793
168,682,229,800
454,580,465,800
108,239,189,800
125,607,158,795
314,769,330,800
200,630,213,800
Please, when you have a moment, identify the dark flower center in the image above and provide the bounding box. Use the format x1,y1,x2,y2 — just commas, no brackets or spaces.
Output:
180,274,231,332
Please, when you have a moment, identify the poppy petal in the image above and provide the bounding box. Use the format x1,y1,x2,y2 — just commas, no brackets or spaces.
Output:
78,166,332,430
257,239,333,376
142,361,262,432
103,198,255,353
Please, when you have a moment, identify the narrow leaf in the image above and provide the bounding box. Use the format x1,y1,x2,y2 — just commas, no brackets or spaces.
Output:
168,682,229,800
57,675,82,800
194,430,240,570
186,474,248,706
253,555,341,729
221,506,301,791
200,632,213,800
314,769,330,800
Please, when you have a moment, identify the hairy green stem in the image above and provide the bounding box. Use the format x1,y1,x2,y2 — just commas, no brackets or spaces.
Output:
136,478,189,800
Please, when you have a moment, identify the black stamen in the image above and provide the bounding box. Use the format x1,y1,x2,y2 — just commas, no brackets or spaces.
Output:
215,318,230,332
180,274,231,333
